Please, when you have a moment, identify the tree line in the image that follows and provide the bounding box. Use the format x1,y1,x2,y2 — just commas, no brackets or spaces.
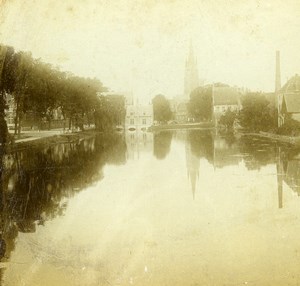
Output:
151,85,281,133
0,44,125,144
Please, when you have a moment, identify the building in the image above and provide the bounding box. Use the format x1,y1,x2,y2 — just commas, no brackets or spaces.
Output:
168,42,202,123
212,85,241,123
168,99,189,123
277,74,300,126
184,42,199,100
125,104,153,131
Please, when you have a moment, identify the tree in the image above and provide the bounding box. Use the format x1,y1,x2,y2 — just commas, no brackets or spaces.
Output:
0,45,19,144
238,93,276,132
219,109,237,130
152,94,172,123
188,86,213,122
277,115,300,136
105,94,126,126
13,51,34,135
0,43,116,136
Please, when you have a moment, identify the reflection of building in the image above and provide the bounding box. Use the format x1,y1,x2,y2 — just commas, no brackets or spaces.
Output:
276,148,300,208
185,140,200,199
125,104,153,131
125,131,153,160
212,135,242,169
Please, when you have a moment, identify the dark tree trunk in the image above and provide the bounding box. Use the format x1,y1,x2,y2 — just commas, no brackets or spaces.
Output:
0,93,7,145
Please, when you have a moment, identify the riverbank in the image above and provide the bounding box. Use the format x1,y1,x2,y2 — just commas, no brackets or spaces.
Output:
242,131,300,146
149,122,214,131
4,129,99,151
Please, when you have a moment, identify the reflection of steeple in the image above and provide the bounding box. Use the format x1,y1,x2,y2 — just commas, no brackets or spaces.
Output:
185,141,200,199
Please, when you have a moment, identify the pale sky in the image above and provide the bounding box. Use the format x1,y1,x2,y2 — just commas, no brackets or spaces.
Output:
0,0,300,102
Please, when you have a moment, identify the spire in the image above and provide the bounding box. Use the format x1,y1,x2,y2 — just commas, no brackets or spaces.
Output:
184,40,199,99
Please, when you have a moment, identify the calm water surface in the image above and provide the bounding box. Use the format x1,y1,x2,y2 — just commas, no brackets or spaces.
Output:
1,130,300,286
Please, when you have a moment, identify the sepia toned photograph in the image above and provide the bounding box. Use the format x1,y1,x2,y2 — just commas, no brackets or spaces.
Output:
0,0,300,285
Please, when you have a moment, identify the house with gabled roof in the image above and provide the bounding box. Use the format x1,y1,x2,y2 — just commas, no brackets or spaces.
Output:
212,85,242,123
278,74,300,126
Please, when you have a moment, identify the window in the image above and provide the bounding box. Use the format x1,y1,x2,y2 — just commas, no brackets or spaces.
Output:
130,119,134,125
142,118,146,125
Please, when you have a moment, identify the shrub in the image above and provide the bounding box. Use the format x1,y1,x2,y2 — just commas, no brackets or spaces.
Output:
277,117,300,136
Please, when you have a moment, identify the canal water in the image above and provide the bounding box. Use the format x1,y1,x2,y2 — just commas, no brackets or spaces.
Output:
1,130,300,286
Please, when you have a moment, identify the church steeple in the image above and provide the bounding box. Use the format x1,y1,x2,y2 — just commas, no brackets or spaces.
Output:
184,41,199,100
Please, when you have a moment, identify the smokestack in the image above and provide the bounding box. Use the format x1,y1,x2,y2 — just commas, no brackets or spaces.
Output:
275,50,281,93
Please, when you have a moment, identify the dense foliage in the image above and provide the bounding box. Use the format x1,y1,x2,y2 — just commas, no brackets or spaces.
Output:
188,86,213,122
0,44,125,143
152,94,172,123
219,110,237,130
277,115,300,136
238,93,276,132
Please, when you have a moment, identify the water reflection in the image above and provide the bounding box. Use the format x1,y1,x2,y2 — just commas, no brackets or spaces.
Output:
212,134,242,168
185,139,200,199
188,130,214,163
2,130,300,285
239,136,277,170
153,131,173,160
277,147,300,208
126,130,153,160
0,133,126,283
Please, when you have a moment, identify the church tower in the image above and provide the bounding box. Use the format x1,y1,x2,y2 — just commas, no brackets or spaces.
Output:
184,41,199,100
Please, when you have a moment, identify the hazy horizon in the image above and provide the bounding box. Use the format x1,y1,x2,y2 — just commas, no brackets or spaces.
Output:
0,0,299,102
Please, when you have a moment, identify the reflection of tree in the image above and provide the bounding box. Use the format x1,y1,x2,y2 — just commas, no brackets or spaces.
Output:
153,131,173,160
239,136,277,170
0,132,126,281
188,130,213,163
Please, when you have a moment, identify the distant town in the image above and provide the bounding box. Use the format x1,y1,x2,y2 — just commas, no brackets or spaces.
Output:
0,42,300,146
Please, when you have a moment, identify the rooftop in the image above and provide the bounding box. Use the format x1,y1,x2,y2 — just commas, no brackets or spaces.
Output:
280,74,300,93
283,93,300,113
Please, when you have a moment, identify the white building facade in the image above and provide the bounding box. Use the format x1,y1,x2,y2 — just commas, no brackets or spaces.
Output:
125,104,153,131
